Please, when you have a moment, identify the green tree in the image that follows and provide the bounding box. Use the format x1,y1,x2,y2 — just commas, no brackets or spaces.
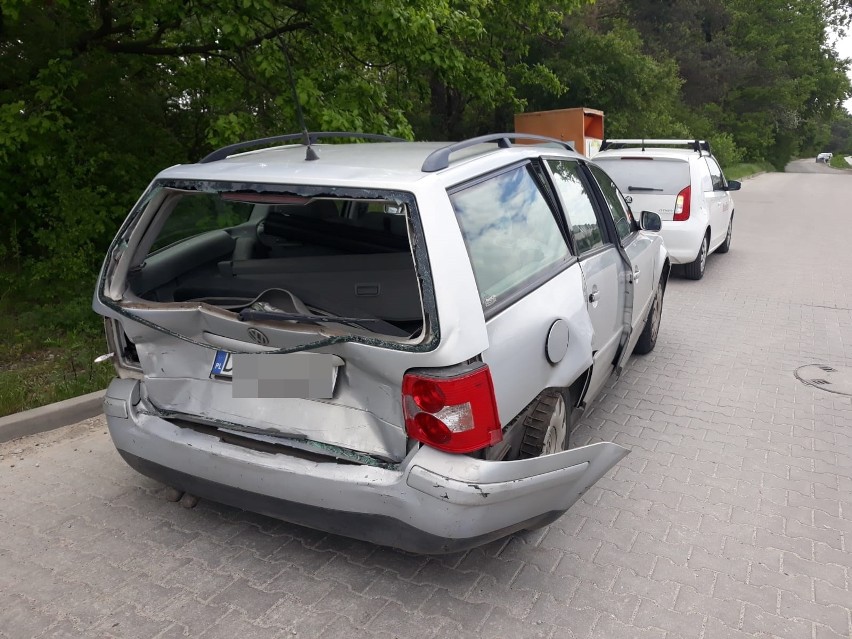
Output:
519,14,688,138
0,0,586,290
619,0,851,167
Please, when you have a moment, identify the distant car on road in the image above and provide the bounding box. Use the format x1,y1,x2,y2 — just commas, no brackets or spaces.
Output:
594,139,741,281
816,152,833,163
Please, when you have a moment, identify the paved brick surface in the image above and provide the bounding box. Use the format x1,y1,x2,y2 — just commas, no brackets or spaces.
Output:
2,170,852,638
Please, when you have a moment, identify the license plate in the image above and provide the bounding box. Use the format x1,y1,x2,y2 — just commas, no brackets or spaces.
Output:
210,351,339,399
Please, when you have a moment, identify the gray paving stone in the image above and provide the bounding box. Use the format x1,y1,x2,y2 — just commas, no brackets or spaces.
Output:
3,171,852,637
419,588,492,632
313,582,387,625
365,602,437,639
675,585,742,630
466,575,538,619
740,603,813,639
633,598,704,639
363,576,435,613
89,604,173,639
778,591,850,637
208,577,286,620
0,594,61,638
479,607,555,639
570,582,639,625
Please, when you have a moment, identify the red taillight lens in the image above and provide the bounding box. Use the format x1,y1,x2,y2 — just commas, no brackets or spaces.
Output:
402,365,502,453
673,185,691,221
410,378,446,413
414,413,452,444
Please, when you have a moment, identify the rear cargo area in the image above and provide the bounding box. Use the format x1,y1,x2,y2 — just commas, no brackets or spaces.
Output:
124,190,426,341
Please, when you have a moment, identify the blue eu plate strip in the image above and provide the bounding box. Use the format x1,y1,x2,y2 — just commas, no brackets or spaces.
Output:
210,350,229,376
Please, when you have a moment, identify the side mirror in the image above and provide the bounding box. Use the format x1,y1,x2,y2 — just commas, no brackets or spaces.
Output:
640,210,662,232
725,180,741,191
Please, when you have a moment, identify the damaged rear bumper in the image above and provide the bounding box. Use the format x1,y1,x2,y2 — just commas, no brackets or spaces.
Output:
104,378,628,554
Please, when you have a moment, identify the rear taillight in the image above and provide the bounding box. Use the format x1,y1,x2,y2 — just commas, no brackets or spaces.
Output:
402,365,502,453
673,185,691,221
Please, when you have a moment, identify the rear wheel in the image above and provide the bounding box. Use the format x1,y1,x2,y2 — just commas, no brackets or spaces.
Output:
716,215,733,254
518,389,571,458
683,234,708,280
634,276,665,354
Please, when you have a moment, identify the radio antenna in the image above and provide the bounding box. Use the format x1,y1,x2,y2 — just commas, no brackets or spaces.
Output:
278,34,318,161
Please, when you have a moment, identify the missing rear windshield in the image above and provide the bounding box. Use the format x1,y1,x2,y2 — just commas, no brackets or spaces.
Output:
117,182,433,349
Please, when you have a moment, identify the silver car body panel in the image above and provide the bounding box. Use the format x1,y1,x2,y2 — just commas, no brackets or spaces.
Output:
105,378,628,553
575,246,626,400
481,265,594,426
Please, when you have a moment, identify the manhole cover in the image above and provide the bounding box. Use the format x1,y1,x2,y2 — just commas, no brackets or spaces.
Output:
795,364,852,396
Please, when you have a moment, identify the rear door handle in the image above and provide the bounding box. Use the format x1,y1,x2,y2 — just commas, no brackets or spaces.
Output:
633,267,641,282
588,290,600,303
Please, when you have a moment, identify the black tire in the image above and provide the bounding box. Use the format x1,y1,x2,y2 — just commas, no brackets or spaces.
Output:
634,276,665,355
683,233,708,280
716,214,733,254
518,389,571,459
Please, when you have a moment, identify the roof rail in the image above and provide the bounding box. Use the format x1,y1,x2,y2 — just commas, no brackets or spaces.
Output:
600,138,711,155
200,131,406,164
421,133,576,172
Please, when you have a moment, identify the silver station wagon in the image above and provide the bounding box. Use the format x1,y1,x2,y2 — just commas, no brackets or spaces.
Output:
94,132,670,553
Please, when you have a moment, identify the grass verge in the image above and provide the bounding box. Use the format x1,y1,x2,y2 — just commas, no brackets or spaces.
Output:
0,276,113,417
829,154,852,169
723,161,775,180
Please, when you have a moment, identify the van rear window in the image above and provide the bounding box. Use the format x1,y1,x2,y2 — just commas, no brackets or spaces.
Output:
594,158,690,196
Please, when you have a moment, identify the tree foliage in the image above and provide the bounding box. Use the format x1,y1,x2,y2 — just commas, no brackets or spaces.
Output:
0,0,850,291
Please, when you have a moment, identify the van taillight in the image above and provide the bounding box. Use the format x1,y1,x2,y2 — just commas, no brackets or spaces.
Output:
402,365,502,453
673,185,691,221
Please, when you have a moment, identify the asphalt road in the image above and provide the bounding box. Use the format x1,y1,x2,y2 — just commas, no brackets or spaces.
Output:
2,169,852,639
786,157,852,173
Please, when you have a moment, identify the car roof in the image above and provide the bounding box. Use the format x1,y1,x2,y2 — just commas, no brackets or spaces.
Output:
156,140,583,187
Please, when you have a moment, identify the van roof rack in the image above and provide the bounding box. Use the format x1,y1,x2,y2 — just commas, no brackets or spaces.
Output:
600,139,711,155
421,133,576,172
200,132,406,164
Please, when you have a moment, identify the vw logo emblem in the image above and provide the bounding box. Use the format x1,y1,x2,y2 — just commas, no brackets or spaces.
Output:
247,328,269,345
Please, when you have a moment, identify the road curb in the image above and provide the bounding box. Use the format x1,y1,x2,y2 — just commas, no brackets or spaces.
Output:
0,390,104,444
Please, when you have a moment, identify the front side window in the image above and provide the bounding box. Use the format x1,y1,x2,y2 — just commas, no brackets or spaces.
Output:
588,164,636,242
705,157,725,190
546,159,607,254
450,165,571,308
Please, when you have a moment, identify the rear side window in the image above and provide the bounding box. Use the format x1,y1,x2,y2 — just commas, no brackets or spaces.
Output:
450,165,571,308
546,159,607,254
594,157,690,196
